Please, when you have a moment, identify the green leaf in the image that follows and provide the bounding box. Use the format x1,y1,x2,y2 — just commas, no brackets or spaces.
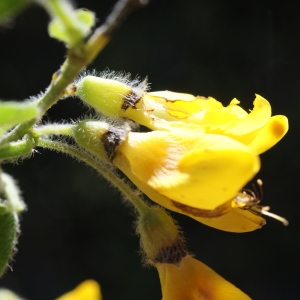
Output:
0,0,31,23
0,212,17,277
48,9,95,47
0,101,40,136
76,9,95,29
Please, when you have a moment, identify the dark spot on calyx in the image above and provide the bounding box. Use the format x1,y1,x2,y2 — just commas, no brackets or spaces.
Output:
121,89,143,110
101,127,127,160
153,238,187,265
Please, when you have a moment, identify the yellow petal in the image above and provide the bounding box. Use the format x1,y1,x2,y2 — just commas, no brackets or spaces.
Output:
192,208,265,232
223,94,271,144
56,280,102,300
247,115,289,154
114,149,263,232
124,91,245,130
124,92,288,154
156,255,251,300
115,130,260,210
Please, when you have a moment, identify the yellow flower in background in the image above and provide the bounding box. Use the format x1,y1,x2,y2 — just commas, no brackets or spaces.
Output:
156,255,251,300
56,280,102,300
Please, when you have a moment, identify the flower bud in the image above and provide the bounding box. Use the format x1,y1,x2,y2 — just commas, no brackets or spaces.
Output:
138,206,187,265
75,76,142,119
73,120,129,161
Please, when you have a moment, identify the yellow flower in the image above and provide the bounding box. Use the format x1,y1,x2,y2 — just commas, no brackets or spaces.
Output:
56,280,102,300
73,120,264,232
156,255,251,300
113,130,264,232
124,92,288,155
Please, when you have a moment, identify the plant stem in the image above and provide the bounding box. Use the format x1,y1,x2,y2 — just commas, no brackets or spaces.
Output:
34,124,75,136
36,138,149,214
0,0,148,146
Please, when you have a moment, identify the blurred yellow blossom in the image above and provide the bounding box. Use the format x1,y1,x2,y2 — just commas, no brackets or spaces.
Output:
56,280,101,300
156,255,251,300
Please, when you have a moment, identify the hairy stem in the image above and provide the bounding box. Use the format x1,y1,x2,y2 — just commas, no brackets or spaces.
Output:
34,124,75,136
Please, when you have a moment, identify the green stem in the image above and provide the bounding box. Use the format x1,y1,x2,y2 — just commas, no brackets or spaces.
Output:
0,0,147,146
36,138,149,214
34,124,75,136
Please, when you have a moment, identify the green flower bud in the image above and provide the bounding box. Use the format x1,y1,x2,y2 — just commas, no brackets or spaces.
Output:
73,120,130,161
75,76,143,119
137,206,187,265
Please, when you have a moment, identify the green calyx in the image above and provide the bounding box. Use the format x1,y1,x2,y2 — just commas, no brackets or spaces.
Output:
75,76,137,118
73,120,130,161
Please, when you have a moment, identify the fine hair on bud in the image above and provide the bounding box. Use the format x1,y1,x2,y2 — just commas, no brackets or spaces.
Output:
75,68,149,96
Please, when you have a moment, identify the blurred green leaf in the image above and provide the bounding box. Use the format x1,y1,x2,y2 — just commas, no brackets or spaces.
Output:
0,203,6,215
0,101,40,136
0,172,24,276
48,8,95,46
0,0,31,23
76,9,95,28
0,212,17,277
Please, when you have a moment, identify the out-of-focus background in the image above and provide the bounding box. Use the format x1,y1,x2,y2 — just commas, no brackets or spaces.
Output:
0,0,299,299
